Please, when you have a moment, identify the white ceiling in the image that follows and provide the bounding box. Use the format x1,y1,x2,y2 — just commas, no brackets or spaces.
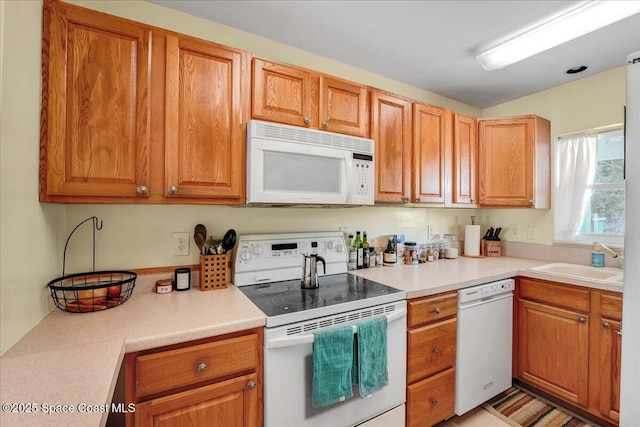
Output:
148,0,640,108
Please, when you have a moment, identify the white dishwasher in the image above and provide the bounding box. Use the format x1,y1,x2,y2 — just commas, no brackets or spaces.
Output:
455,278,515,415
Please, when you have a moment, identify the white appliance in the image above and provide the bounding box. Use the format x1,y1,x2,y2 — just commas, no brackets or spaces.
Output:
234,232,407,427
455,279,515,415
621,51,640,424
246,120,375,206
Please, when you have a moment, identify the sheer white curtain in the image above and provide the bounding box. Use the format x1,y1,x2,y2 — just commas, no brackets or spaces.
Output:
554,134,597,242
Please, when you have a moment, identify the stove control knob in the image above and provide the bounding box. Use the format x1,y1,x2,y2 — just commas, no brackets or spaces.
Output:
335,243,344,253
327,241,334,250
240,249,251,262
252,245,264,255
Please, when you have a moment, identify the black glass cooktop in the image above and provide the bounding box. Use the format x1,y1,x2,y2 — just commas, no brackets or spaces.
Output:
239,273,403,318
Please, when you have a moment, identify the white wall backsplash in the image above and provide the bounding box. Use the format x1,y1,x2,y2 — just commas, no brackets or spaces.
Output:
503,241,623,268
62,204,482,273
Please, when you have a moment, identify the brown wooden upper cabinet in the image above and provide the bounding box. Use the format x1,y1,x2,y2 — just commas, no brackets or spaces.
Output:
370,90,413,202
478,115,551,208
412,103,449,204
40,1,249,204
40,0,152,202
446,113,477,208
163,34,248,202
252,58,369,137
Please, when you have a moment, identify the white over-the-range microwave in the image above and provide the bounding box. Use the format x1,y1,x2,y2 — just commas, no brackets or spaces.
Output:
246,120,375,206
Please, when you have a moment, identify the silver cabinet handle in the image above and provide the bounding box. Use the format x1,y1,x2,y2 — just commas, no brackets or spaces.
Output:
416,197,421,202
247,380,257,390
578,317,586,324
433,347,440,354
529,199,535,205
136,185,148,195
470,199,476,203
196,362,208,372
168,185,177,194
322,120,329,128
433,307,441,315
432,400,439,407
402,197,410,203
603,321,611,329
304,117,311,125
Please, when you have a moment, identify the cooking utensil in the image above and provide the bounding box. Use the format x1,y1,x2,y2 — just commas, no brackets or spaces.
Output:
484,228,494,240
222,229,237,252
194,233,206,254
194,224,207,252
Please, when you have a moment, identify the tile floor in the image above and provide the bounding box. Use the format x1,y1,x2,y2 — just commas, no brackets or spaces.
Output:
438,407,511,427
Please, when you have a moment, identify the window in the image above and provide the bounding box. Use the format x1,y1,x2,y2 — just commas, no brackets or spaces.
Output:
554,127,625,244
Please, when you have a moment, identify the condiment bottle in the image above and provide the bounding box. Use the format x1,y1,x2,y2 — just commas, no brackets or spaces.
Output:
354,231,363,269
383,238,397,266
362,232,370,268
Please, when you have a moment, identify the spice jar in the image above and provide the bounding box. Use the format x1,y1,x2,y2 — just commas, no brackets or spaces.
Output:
404,242,418,264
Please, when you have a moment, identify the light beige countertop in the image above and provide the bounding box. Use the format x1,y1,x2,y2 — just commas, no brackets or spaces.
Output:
0,273,266,426
0,257,623,426
353,256,545,298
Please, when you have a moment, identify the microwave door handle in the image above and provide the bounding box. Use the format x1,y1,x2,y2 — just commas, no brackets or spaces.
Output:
265,308,407,350
344,155,353,204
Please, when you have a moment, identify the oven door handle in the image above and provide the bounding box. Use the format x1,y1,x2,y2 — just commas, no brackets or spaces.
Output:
266,308,407,350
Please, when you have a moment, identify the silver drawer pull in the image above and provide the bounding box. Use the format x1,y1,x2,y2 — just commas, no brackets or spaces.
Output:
433,347,440,354
196,362,208,372
603,321,611,329
247,380,257,390
578,317,586,324
432,399,439,407
433,307,441,315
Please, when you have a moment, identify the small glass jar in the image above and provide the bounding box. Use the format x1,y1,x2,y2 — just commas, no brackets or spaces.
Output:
419,244,428,263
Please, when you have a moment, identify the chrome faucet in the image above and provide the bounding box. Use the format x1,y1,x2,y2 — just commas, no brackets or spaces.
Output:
594,243,624,269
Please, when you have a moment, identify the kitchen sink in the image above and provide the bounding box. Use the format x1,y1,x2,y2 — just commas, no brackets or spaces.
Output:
529,262,624,284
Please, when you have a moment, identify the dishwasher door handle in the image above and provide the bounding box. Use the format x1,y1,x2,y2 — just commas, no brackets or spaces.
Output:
266,308,407,350
458,292,513,310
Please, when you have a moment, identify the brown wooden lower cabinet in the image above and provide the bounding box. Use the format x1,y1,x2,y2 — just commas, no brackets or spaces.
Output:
407,368,455,427
135,373,258,427
515,277,622,426
124,328,262,427
406,291,457,427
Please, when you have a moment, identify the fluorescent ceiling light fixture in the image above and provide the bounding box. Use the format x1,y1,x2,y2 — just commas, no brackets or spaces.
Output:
476,1,640,71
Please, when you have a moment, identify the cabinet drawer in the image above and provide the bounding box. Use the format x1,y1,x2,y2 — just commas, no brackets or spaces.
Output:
407,318,456,384
136,333,259,398
600,294,622,321
408,292,457,328
519,278,590,313
407,368,455,427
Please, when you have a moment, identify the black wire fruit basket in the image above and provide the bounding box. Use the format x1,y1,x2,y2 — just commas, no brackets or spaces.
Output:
47,217,137,313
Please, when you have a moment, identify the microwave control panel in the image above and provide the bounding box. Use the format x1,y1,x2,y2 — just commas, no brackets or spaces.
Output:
352,153,374,201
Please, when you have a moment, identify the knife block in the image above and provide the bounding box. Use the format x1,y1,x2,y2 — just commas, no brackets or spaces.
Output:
199,254,230,291
482,241,502,257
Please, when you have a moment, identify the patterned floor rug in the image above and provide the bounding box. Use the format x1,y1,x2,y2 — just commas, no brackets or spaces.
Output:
484,387,600,427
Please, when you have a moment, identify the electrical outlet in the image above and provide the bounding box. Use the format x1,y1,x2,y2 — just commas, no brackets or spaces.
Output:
427,225,434,240
527,226,537,240
509,224,519,239
172,232,190,256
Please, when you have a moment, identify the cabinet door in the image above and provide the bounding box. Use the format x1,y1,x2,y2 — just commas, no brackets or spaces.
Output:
517,299,589,407
598,318,621,422
413,104,450,203
370,90,412,202
136,373,259,427
406,368,455,427
41,1,151,200
164,35,247,201
252,58,316,128
445,113,476,207
319,76,368,137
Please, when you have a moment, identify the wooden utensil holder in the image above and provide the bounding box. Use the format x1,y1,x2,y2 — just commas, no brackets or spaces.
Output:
199,254,229,291
483,241,502,257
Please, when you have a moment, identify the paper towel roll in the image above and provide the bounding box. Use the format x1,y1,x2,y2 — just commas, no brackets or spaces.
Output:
464,225,481,256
